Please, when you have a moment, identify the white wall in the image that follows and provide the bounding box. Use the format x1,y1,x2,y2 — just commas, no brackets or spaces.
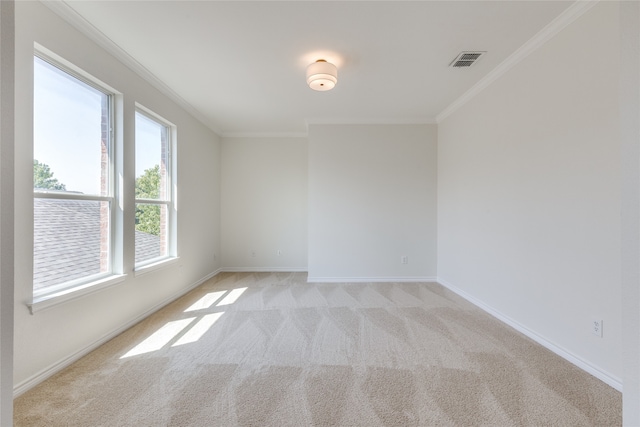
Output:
13,2,220,389
308,124,437,281
620,0,640,423
437,2,621,385
220,137,307,270
0,1,14,423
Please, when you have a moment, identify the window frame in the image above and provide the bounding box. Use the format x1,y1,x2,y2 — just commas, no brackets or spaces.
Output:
31,50,122,308
134,105,177,270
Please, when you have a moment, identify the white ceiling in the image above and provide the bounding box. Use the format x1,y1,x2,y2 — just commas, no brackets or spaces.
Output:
61,1,573,136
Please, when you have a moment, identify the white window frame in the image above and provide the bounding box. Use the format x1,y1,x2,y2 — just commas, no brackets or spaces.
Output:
31,49,124,312
134,105,177,271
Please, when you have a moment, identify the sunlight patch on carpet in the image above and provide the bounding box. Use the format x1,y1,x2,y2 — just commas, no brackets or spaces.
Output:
217,287,247,306
184,291,227,312
173,312,224,347
120,318,196,358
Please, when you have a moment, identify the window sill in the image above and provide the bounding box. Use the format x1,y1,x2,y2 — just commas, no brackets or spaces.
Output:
29,274,127,314
134,256,180,277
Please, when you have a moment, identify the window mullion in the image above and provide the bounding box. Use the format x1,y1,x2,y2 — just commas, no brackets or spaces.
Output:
134,198,169,205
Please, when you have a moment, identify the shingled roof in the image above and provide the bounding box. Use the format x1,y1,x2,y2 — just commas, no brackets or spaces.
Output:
34,198,160,292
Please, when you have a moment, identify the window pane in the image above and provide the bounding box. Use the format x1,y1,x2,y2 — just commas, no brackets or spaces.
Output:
33,198,110,293
135,203,168,264
34,56,110,196
135,112,168,200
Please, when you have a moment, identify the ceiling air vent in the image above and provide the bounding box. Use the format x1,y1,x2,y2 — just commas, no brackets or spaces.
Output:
449,51,485,68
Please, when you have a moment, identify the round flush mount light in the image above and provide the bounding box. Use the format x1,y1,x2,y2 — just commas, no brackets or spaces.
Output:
306,59,337,91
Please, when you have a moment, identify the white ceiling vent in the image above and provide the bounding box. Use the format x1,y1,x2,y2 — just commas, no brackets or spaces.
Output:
449,51,486,68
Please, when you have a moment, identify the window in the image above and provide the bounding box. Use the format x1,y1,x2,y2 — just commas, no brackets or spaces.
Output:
135,108,175,267
33,54,116,299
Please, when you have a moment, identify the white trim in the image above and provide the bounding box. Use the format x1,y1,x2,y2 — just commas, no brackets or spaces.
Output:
135,103,176,128
14,268,221,397
436,0,599,123
133,104,178,262
307,276,437,283
34,43,120,96
220,132,308,139
40,0,222,136
29,274,127,314
305,118,437,126
133,256,180,277
437,278,622,392
222,267,308,273
209,119,439,139
134,198,170,206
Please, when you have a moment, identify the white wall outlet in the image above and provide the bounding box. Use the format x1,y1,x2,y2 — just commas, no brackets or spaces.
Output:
277,250,282,256
251,250,256,258
401,256,408,264
592,319,603,337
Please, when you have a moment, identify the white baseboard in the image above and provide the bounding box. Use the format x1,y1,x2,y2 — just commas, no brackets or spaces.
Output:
222,267,308,273
20,271,618,398
13,269,221,397
307,276,437,283
437,277,623,392
209,267,223,277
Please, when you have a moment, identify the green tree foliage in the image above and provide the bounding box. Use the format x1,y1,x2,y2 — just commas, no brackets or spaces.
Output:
135,164,160,199
33,159,66,191
135,165,161,236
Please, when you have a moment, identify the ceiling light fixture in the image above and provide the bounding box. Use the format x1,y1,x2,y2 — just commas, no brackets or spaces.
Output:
306,59,337,91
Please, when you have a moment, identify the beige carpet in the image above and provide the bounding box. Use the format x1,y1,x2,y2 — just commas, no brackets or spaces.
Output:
15,272,621,426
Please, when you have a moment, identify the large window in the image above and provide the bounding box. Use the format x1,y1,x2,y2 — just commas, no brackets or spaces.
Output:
135,109,175,267
33,54,115,298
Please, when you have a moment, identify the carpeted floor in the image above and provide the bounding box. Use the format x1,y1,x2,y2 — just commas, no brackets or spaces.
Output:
14,272,621,426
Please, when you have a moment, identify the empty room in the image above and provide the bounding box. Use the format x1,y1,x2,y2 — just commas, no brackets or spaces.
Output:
0,0,639,425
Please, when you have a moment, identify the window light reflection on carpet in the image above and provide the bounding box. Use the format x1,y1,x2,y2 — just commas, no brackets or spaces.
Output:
216,287,247,306
120,318,195,359
184,291,227,312
172,312,224,347
120,286,247,358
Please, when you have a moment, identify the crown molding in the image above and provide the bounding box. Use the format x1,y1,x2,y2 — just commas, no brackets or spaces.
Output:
221,117,439,138
41,0,222,136
221,119,439,139
306,118,437,126
41,0,595,135
436,0,599,123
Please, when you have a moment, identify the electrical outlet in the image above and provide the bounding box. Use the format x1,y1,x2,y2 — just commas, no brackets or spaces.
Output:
401,256,408,264
277,250,282,256
251,250,256,258
592,319,603,337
